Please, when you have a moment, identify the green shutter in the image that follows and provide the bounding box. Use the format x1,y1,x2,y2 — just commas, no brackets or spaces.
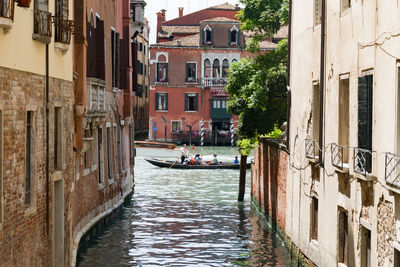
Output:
202,30,205,45
237,30,241,46
229,30,231,45
165,93,168,111
155,93,159,110
156,63,159,81
166,63,168,82
211,29,213,44
195,93,198,111
358,76,373,150
184,93,188,111
185,63,189,82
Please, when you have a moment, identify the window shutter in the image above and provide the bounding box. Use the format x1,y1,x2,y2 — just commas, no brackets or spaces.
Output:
155,93,159,110
237,30,241,46
166,94,168,110
184,93,188,111
228,30,231,45
116,32,121,88
195,93,198,111
166,63,169,82
358,76,368,149
202,30,205,45
95,20,105,80
185,63,188,81
211,29,213,44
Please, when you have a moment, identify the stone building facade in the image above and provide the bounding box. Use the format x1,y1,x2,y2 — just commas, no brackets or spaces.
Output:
0,0,74,266
149,3,283,145
287,0,400,266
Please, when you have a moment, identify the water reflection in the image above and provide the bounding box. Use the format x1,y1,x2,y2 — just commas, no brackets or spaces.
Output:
77,147,294,266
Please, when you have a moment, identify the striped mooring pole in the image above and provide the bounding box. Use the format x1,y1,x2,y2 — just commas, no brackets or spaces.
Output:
230,120,235,147
200,120,204,146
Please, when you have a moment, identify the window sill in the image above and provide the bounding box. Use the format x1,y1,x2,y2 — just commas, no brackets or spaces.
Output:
108,178,114,185
333,163,350,174
25,204,37,216
307,156,319,164
54,42,70,52
156,110,168,112
155,82,168,85
83,168,91,176
98,182,105,190
32,33,51,44
0,17,13,29
185,110,198,113
354,171,373,182
340,7,351,17
53,170,63,181
310,239,318,248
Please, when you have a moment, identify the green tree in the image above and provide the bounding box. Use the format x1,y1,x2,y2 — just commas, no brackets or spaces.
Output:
226,0,289,139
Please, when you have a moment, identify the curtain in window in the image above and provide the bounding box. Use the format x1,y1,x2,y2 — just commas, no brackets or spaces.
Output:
213,59,220,78
204,59,211,78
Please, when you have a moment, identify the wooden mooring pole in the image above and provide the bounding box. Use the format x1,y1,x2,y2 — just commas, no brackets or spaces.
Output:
238,154,247,202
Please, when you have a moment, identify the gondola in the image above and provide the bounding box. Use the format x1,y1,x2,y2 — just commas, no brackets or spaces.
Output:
144,158,251,169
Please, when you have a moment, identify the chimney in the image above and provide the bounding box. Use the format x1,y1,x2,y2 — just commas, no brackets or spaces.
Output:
178,7,184,17
156,9,167,43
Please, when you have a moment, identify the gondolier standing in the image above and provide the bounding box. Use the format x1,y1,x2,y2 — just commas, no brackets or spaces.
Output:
180,144,189,164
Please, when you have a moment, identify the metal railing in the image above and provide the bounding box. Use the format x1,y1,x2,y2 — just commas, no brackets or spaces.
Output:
54,16,73,44
305,138,318,159
385,152,400,187
331,143,351,169
202,78,228,87
34,10,52,36
0,0,14,20
353,148,373,176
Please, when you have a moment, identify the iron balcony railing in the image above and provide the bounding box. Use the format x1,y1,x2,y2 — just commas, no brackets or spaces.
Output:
34,10,52,36
0,0,14,20
353,148,373,176
54,16,73,44
202,78,228,87
331,143,351,169
305,138,319,160
385,152,400,187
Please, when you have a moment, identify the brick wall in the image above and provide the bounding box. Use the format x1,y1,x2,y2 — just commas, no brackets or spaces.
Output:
0,67,74,266
251,138,288,230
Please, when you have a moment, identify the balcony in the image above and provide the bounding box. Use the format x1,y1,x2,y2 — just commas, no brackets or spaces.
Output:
86,78,106,118
305,138,319,163
33,10,52,43
0,0,14,28
202,78,228,87
385,152,400,188
353,148,373,177
331,143,350,172
54,16,74,45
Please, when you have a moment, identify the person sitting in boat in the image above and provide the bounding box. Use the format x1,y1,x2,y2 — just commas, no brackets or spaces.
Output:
211,154,220,165
195,154,202,165
234,156,239,164
180,144,189,164
189,157,197,165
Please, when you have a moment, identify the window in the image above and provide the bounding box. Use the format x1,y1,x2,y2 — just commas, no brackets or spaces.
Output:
360,227,371,267
34,0,51,37
396,65,400,154
111,29,116,87
113,124,118,175
26,111,34,206
145,64,147,76
204,59,212,78
222,59,229,78
341,0,351,13
395,249,400,267
337,209,348,265
129,124,134,166
139,42,143,51
97,127,104,183
310,197,318,241
54,107,62,171
229,26,239,45
136,85,143,97
213,59,220,78
314,0,322,26
137,60,143,75
107,125,112,180
357,74,373,173
185,93,198,111
0,0,14,20
54,0,72,44
144,45,146,55
312,83,320,140
186,63,196,82
172,121,182,132
157,63,168,82
120,125,125,170
203,25,213,45
155,93,168,111
338,77,350,163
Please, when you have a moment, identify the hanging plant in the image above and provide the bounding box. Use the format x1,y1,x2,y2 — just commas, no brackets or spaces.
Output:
17,0,32,8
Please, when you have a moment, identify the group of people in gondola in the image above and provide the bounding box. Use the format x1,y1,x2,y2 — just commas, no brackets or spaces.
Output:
179,144,239,166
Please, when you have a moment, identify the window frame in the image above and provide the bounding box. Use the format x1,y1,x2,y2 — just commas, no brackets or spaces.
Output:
171,120,182,133
185,93,198,112
156,62,168,82
155,92,168,111
185,62,197,82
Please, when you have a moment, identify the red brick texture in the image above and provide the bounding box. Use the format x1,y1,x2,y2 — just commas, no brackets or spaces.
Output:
251,138,288,230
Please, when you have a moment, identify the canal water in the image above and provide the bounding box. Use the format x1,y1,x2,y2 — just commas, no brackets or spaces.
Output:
77,147,295,266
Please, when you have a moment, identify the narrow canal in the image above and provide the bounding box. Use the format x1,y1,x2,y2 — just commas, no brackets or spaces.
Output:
77,147,295,266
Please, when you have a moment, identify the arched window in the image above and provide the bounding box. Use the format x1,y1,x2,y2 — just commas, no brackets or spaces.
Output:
231,59,238,64
230,26,239,46
222,59,229,78
203,25,213,45
204,59,211,78
157,54,168,82
213,59,220,78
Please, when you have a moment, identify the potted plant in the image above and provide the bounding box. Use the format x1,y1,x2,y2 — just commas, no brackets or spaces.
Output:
17,0,32,8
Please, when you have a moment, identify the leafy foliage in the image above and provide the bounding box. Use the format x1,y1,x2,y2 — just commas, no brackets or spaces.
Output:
226,0,288,142
238,138,257,156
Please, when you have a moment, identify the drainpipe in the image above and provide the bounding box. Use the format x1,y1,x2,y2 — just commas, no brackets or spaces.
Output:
286,0,292,152
319,0,326,166
45,43,50,233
